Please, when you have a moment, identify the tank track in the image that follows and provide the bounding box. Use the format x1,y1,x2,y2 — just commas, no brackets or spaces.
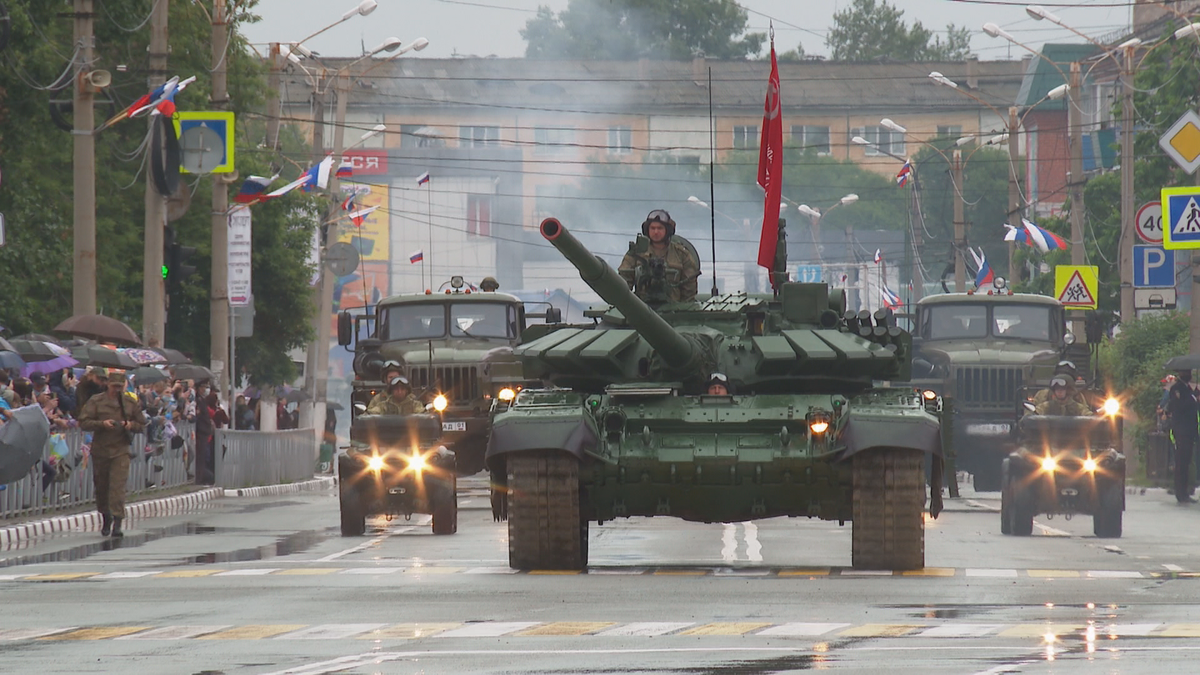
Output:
851,448,925,570
507,452,587,570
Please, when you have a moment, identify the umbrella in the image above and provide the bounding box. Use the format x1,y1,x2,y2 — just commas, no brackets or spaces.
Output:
53,314,141,346
0,405,51,484
151,347,190,365
10,339,68,362
172,364,214,381
120,348,168,365
70,344,139,369
282,387,312,403
132,366,169,384
0,351,25,371
13,333,63,345
325,401,345,411
20,354,79,378
0,337,14,352
1165,355,1200,371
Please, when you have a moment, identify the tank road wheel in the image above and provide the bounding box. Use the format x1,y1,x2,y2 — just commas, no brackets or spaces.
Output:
1093,481,1123,539
852,448,925,571
507,452,586,571
339,484,367,537
432,475,458,535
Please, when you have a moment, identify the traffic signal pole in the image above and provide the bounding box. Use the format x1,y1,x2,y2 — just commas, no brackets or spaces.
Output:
142,0,169,345
298,78,327,435
72,0,97,317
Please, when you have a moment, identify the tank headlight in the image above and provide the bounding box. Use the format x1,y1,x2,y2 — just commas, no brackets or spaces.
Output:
1083,458,1098,472
922,389,938,401
809,421,829,434
1102,398,1120,416
433,394,448,412
367,455,384,472
1040,457,1057,473
498,388,516,401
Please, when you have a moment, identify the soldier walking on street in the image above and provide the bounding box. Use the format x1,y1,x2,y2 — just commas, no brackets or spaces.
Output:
1167,369,1199,504
78,371,147,537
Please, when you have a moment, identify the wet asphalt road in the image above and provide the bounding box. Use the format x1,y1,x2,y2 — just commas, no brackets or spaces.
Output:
5,478,1200,674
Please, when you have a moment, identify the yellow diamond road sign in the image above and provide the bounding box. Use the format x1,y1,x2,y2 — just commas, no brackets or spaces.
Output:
1159,110,1200,174
1054,265,1098,310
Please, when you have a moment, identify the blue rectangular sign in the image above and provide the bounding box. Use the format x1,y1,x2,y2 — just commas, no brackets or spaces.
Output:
1133,245,1175,287
794,265,822,283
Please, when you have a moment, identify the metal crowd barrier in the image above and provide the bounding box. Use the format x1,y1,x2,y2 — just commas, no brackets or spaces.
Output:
214,428,317,489
0,422,198,522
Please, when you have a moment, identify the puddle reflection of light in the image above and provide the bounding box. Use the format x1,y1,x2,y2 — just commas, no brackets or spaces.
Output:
1087,602,1095,610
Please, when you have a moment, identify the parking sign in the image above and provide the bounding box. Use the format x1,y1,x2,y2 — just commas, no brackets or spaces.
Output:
1132,245,1175,288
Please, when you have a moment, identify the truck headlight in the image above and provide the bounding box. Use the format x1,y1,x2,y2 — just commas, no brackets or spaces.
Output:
406,452,427,472
498,387,516,401
367,455,385,472
1083,458,1098,472
1102,398,1120,416
1040,457,1057,473
433,394,448,412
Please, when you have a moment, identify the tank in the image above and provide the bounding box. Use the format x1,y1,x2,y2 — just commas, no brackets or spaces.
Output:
485,218,946,571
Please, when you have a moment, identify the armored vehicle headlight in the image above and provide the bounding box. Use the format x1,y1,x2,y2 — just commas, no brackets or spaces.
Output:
1102,398,1120,416
406,451,427,472
810,421,829,434
498,387,516,401
921,389,938,401
1040,457,1057,473
367,455,385,472
1083,458,1098,472
433,394,448,412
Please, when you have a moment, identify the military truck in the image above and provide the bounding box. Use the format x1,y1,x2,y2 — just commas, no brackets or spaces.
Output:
337,276,558,476
485,218,946,572
908,288,1076,491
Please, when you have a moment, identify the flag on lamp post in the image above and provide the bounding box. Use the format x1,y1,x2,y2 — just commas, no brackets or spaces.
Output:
756,33,784,287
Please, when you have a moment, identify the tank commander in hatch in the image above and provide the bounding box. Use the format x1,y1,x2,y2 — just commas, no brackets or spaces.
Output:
705,373,731,396
618,209,700,304
1034,376,1089,416
479,276,500,292
367,376,426,415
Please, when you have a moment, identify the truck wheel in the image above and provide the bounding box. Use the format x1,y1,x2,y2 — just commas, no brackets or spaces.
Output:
339,485,366,537
1093,481,1123,538
1009,488,1034,536
972,455,1003,493
432,476,458,535
507,451,586,571
852,448,925,570
1000,460,1013,535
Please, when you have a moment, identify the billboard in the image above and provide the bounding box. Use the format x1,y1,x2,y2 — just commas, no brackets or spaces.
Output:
338,183,390,263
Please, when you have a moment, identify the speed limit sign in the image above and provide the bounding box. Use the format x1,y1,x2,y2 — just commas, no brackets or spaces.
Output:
1136,201,1163,244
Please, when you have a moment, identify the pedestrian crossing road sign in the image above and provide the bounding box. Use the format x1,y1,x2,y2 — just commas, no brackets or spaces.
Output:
1054,265,1098,309
1162,186,1200,249
173,111,235,174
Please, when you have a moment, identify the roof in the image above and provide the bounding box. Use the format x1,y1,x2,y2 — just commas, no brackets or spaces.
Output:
377,291,523,306
917,292,1061,307
1015,43,1099,110
282,57,1027,116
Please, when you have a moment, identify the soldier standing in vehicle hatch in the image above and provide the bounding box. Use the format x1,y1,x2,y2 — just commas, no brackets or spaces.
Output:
78,371,147,537
367,376,426,415
618,209,700,303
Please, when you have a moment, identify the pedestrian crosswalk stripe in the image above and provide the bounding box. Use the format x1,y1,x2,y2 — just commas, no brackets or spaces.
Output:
776,568,831,576
358,623,462,639
757,622,850,636
902,567,955,577
917,624,1004,637
276,624,387,640
25,573,97,581
435,622,540,638
1107,623,1160,636
678,622,771,636
272,568,339,576
340,567,404,575
155,570,222,578
93,571,159,579
117,625,231,640
41,627,151,641
0,628,76,641
839,624,920,637
1159,624,1200,637
966,569,1019,577
214,568,280,576
517,622,616,636
196,625,307,640
1027,570,1081,578
1087,570,1143,578
997,624,1084,638
595,622,694,637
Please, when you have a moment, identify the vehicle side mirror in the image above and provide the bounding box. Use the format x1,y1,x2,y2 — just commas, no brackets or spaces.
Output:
338,311,353,346
545,307,562,324
1023,401,1036,412
353,402,367,413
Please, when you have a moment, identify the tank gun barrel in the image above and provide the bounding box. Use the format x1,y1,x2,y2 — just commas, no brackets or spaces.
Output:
540,218,696,371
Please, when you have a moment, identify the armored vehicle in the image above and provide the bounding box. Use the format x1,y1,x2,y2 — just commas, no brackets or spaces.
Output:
908,290,1076,491
340,413,458,536
337,277,557,476
485,218,946,571
1001,400,1124,538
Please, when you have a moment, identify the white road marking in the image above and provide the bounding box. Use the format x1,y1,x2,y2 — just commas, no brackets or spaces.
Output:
1103,545,1124,554
0,574,30,581
596,622,694,636
743,522,762,562
339,567,403,575
1087,570,1143,578
714,568,771,576
1104,623,1161,636
1164,564,1185,572
464,567,520,574
117,625,230,640
0,627,76,641
276,624,386,640
918,624,1004,637
721,524,738,563
434,622,540,638
315,527,412,563
586,568,649,575
214,568,280,576
966,500,999,512
757,622,851,636
966,569,1019,577
841,570,893,576
1034,523,1071,537
971,662,1036,675
92,571,160,579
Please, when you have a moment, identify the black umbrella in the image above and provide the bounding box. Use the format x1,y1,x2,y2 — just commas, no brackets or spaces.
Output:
283,388,312,403
53,314,142,346
13,333,63,345
151,347,190,365
0,405,51,484
133,366,169,385
9,339,65,362
70,344,139,369
172,364,214,381
325,401,345,411
1165,355,1200,371
0,337,14,352
0,351,26,371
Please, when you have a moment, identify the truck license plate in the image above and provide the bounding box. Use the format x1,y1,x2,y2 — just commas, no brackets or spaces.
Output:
966,423,1010,436
442,421,466,432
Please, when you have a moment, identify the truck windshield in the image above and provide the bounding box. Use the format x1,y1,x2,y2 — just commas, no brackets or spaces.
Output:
379,305,447,340
378,303,517,340
925,303,1056,342
451,303,516,338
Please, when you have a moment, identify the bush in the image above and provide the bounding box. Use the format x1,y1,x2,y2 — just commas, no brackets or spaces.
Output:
1105,312,1189,456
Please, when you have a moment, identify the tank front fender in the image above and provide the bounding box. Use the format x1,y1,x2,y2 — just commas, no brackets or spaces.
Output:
485,408,598,469
838,410,943,460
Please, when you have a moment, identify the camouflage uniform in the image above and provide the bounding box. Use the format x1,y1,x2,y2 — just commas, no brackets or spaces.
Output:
366,393,425,415
618,238,700,303
1034,395,1089,417
78,387,147,518
1032,386,1087,408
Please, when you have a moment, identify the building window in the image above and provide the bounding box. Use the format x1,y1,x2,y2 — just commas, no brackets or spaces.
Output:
856,126,906,157
534,126,575,155
401,124,445,148
936,125,963,140
467,195,492,237
607,125,632,155
732,125,758,149
791,125,831,155
460,125,500,148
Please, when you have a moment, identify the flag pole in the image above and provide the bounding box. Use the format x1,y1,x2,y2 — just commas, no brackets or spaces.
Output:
708,66,718,298
426,184,433,290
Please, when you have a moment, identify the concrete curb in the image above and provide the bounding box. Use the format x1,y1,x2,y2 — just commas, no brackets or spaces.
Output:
221,476,336,498
0,477,337,547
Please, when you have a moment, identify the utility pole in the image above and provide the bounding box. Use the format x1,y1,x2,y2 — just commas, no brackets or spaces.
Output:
952,149,966,292
1067,61,1087,337
1007,106,1021,283
72,0,97,317
142,0,169,344
910,169,926,302
264,43,283,152
298,76,328,433
210,0,231,394
1119,47,1136,325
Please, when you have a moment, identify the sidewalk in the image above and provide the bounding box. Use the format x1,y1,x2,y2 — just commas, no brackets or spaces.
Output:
0,476,336,547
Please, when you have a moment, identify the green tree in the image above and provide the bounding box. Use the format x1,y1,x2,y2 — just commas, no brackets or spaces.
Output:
827,0,971,62
521,0,765,60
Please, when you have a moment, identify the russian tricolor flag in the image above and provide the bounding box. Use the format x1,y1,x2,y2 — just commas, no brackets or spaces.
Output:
1004,219,1068,253
336,160,354,179
881,284,902,310
416,172,430,186
975,257,994,288
234,175,278,203
874,248,882,264
896,160,912,188
409,250,424,263
348,205,379,227
341,193,356,211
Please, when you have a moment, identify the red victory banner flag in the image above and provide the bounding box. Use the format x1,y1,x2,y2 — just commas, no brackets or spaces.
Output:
756,36,784,285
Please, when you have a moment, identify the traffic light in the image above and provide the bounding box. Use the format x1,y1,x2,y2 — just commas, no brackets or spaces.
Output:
164,225,198,292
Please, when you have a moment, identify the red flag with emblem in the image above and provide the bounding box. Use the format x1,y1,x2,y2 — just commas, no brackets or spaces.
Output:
757,38,784,283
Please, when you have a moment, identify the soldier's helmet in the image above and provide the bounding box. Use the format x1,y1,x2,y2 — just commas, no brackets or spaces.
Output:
388,375,411,392
1054,360,1077,378
480,276,500,291
1049,375,1071,391
641,209,676,238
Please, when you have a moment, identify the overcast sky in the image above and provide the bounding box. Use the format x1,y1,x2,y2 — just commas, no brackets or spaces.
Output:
241,0,1134,61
